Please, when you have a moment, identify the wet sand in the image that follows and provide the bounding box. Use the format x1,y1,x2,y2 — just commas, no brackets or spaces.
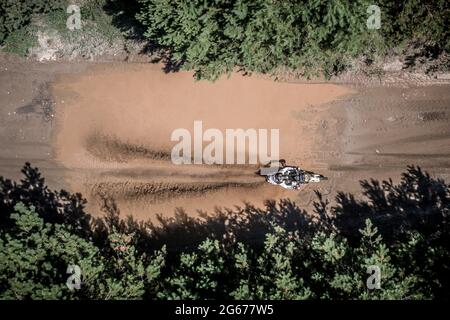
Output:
1,58,449,221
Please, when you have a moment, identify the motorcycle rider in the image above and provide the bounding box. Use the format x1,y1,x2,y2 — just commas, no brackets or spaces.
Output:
278,168,305,190
258,158,326,190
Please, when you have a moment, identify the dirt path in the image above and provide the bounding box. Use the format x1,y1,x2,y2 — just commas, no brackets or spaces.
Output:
51,63,351,219
1,58,450,221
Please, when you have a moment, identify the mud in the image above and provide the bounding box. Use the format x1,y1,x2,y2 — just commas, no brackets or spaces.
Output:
1,56,450,222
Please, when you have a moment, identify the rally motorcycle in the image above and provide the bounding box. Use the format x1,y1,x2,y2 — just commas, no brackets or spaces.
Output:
257,159,327,190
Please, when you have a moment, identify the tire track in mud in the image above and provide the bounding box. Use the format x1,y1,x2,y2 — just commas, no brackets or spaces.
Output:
91,180,264,204
86,132,261,173
84,132,264,205
86,133,172,163
86,132,265,204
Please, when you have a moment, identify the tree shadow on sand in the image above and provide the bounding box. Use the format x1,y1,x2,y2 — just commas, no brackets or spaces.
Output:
1,163,449,255
98,167,449,254
94,196,313,254
0,163,450,252
314,166,449,243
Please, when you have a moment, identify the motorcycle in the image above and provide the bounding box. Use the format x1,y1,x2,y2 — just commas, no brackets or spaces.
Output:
257,159,327,190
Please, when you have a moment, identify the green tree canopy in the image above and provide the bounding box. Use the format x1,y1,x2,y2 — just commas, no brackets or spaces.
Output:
1,164,449,299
